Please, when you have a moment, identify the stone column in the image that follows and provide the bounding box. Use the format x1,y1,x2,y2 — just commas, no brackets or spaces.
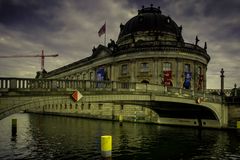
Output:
203,66,207,90
131,60,136,82
159,60,163,85
175,58,179,87
111,64,115,81
154,58,158,84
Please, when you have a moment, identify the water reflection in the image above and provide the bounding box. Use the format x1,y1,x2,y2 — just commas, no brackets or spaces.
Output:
0,113,240,159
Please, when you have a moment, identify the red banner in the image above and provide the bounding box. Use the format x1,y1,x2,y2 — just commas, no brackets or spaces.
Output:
163,71,173,86
197,74,204,90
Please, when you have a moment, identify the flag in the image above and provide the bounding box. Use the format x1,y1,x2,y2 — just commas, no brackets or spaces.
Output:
98,23,106,37
183,72,192,89
163,71,173,86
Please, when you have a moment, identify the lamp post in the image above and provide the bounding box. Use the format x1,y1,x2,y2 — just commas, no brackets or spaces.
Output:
220,68,225,104
234,83,237,97
220,68,224,96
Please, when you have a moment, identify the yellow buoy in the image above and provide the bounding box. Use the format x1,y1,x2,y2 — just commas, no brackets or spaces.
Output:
101,135,112,158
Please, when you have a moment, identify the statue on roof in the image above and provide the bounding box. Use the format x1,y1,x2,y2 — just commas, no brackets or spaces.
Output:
179,25,182,33
204,42,207,50
108,39,117,51
195,36,199,45
92,46,96,53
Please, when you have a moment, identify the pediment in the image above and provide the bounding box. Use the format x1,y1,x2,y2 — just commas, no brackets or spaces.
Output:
91,44,112,59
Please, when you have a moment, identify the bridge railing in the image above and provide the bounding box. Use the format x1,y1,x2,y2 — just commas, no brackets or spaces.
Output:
0,77,222,103
0,78,137,91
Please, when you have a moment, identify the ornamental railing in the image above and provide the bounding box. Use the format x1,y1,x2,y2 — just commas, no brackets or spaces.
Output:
0,77,222,103
117,40,208,55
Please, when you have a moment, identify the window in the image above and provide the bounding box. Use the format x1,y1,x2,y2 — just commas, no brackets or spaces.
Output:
121,82,129,89
77,74,81,80
88,104,91,110
184,64,190,72
79,74,82,80
163,62,172,71
98,104,103,110
197,66,202,75
83,74,86,80
121,64,128,74
141,63,149,72
90,72,94,80
120,105,124,110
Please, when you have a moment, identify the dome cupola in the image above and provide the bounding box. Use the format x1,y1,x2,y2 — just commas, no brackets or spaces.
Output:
117,4,184,46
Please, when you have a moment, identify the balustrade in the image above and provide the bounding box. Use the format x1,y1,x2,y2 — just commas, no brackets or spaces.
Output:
0,77,224,103
0,79,10,88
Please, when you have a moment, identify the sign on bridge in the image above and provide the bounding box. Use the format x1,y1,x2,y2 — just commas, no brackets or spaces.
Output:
72,90,83,102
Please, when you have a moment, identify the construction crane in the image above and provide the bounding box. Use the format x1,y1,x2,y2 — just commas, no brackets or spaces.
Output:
0,50,58,71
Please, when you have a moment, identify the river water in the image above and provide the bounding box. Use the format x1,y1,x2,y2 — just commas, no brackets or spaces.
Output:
0,113,240,160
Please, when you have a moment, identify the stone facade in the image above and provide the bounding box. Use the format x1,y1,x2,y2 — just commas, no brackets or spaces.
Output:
28,102,161,124
44,6,210,92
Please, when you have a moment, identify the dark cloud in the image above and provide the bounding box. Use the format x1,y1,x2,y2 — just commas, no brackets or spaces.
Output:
0,0,63,31
202,0,240,17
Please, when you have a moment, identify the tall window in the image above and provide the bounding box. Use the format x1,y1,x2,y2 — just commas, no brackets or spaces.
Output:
163,62,172,71
90,72,94,80
197,66,203,90
184,64,190,72
77,74,81,80
197,66,202,75
121,64,128,74
141,63,149,72
78,74,82,80
83,73,86,80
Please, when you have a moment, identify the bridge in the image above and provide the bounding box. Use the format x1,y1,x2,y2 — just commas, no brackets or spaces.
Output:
0,77,235,128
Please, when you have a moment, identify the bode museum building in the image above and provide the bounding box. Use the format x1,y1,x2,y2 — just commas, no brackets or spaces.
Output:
33,5,216,127
44,5,210,91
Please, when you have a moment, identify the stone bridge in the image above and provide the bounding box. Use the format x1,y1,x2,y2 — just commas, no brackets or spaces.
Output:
0,78,229,128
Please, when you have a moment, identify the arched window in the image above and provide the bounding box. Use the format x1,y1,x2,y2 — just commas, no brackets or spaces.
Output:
90,72,94,80
141,63,149,72
184,64,190,72
197,66,202,75
121,64,128,74
83,73,86,80
163,62,172,71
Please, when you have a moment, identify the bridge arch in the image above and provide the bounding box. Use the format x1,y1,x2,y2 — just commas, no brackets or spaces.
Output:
110,100,220,127
0,96,69,120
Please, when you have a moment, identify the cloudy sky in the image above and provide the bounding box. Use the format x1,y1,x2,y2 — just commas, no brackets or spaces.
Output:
0,0,239,89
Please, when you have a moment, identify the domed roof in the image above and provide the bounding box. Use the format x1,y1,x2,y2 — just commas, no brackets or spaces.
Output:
118,5,183,40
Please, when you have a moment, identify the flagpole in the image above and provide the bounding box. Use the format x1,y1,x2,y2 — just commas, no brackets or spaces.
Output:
104,20,106,46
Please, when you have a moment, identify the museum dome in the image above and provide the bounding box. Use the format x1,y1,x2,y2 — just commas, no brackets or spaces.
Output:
118,5,183,41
